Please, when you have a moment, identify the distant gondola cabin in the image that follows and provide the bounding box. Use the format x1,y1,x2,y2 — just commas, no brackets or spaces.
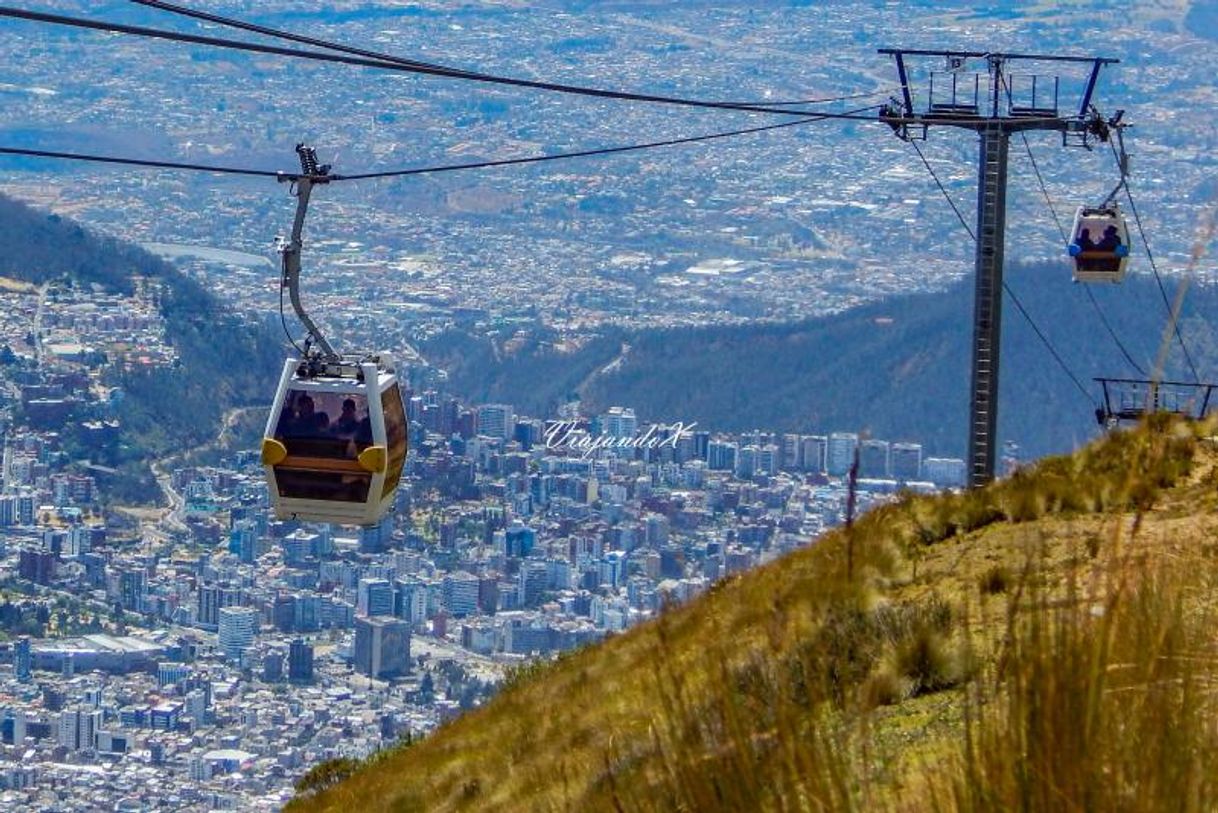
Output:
1069,204,1130,283
261,358,407,526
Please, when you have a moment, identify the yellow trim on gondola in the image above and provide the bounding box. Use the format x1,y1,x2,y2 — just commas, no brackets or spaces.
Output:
358,445,388,474
261,438,288,466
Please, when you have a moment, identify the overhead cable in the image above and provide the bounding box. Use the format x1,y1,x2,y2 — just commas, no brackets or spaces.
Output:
1016,131,1146,377
0,6,881,120
0,105,872,181
132,0,896,111
906,140,1093,405
1115,136,1201,383
0,146,284,178
909,139,974,240
337,109,871,181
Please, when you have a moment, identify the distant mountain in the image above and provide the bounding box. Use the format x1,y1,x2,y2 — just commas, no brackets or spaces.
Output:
1186,0,1218,41
425,263,1218,459
0,192,284,502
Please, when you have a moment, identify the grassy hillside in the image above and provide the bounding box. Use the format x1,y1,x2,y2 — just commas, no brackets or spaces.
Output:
425,263,1217,459
289,415,1218,812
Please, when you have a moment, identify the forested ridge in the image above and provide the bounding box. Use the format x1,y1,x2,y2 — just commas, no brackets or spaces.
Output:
0,193,283,502
426,263,1218,459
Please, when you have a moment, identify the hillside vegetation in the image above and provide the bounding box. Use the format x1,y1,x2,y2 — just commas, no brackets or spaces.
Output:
290,415,1218,812
0,193,283,502
424,263,1218,458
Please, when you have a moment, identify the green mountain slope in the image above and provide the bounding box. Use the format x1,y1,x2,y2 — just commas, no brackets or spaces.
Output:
0,193,284,501
426,263,1215,458
288,416,1218,812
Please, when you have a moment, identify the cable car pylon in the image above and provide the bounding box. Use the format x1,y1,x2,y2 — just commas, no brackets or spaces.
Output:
878,49,1119,488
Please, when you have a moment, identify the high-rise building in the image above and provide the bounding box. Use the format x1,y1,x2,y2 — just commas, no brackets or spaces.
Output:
18,549,56,585
13,637,31,683
800,435,828,473
673,432,697,464
859,439,891,480
600,551,626,589
394,578,429,624
94,730,128,754
64,526,90,558
504,524,536,558
197,584,240,630
273,595,296,633
51,474,95,506
184,689,208,724
757,444,780,476
0,440,10,490
923,457,967,489
229,524,257,564
781,434,801,471
14,492,34,526
0,495,16,527
600,407,637,439
262,650,285,683
288,639,314,684
117,567,147,613
157,662,191,688
150,703,181,731
357,578,394,618
442,572,480,618
891,442,923,482
735,446,757,479
645,514,669,547
57,706,101,751
11,709,26,746
295,594,321,632
407,395,425,425
217,607,259,663
517,560,549,607
353,616,411,679
440,398,461,436
826,432,859,477
359,516,394,554
475,404,513,440
707,440,737,472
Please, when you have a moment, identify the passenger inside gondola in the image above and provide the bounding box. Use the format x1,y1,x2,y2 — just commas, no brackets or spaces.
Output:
1072,219,1124,275
1096,225,1122,252
272,390,372,502
291,394,330,436
331,398,360,437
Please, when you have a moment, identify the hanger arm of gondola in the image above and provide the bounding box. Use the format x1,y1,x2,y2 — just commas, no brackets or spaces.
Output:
1100,114,1130,207
280,144,338,362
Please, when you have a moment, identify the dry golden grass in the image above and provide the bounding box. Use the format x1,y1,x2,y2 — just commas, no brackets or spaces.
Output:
289,416,1218,813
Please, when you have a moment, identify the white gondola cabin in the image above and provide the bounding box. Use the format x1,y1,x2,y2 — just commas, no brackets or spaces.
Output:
1069,204,1130,283
261,357,407,526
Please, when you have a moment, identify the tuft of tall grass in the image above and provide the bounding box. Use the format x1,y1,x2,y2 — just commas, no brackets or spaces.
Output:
588,588,978,811
903,418,1197,555
941,558,1218,811
978,565,1011,595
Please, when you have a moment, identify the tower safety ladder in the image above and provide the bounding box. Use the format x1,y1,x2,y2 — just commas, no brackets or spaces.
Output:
967,125,1010,488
